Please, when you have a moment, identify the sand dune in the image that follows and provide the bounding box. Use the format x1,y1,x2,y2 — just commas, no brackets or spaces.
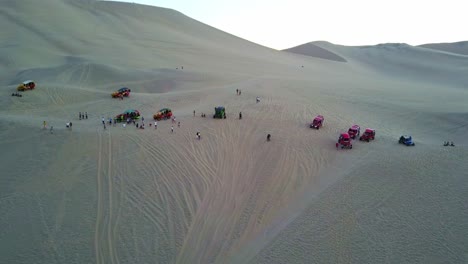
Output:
419,41,468,56
1,1,468,263
283,41,347,62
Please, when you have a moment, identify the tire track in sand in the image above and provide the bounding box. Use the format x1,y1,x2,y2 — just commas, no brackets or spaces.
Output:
94,131,104,264
94,130,120,264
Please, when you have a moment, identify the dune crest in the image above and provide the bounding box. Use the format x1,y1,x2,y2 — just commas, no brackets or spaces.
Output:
418,41,468,56
283,42,347,62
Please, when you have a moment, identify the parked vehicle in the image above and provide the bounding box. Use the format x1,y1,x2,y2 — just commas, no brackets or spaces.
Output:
348,125,361,139
399,135,415,146
336,133,352,149
359,128,376,142
214,106,226,119
153,108,172,120
17,80,35,91
112,87,131,98
115,109,141,122
310,115,324,129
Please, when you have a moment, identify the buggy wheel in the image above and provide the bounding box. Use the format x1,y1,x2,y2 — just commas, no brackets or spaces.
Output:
366,139,369,142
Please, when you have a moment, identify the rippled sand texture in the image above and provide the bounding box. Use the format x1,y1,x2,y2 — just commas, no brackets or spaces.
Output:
1,1,468,263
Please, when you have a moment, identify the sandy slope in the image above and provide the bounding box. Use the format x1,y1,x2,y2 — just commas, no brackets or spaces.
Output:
419,41,468,56
1,1,468,263
283,41,347,62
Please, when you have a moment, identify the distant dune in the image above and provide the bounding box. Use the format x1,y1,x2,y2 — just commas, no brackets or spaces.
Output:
1,1,468,264
304,42,468,88
419,41,468,55
283,41,347,62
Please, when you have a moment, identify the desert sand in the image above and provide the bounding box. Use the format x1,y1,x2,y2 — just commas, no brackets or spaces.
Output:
1,1,468,263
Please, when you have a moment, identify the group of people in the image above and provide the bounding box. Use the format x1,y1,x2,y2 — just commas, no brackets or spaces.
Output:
11,92,22,97
42,121,54,134
443,141,455,146
79,112,88,120
53,90,273,142
193,110,209,118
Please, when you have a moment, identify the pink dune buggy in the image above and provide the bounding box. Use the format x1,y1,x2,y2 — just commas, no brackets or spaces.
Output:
336,133,353,149
310,115,324,129
348,125,360,139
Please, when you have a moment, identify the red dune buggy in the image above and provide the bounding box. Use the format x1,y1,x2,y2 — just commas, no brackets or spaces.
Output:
310,115,324,129
348,125,360,139
359,128,375,142
336,133,352,149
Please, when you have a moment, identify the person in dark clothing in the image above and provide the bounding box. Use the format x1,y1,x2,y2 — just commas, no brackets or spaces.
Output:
267,134,271,141
239,112,242,119
79,112,82,120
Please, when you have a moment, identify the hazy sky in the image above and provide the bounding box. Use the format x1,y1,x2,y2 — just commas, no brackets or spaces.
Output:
112,0,467,49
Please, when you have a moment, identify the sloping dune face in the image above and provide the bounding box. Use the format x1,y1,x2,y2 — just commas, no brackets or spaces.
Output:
283,42,347,62
419,41,468,56
1,1,468,264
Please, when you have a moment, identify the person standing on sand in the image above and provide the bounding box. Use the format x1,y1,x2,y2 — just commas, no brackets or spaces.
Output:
50,126,54,134
178,121,180,128
43,121,47,129
79,112,82,120
154,121,157,129
193,110,196,117
236,89,239,95
239,112,242,119
85,112,88,119
171,126,174,133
